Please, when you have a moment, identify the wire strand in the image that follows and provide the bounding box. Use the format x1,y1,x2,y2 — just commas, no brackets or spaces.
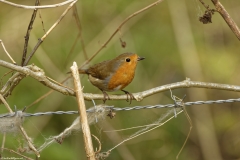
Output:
0,98,240,118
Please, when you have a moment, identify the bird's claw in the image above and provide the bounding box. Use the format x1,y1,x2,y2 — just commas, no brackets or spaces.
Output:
122,90,135,104
102,90,110,103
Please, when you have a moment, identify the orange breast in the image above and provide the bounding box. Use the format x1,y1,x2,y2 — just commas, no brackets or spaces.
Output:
107,62,136,91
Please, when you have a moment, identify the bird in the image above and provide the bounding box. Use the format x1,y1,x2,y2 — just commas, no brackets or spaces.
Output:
78,53,145,103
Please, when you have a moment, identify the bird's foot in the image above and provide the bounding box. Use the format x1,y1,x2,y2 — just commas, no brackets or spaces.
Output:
102,90,110,103
122,90,135,104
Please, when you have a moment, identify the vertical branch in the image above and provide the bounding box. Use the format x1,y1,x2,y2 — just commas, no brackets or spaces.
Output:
21,0,40,66
70,62,95,160
211,0,240,40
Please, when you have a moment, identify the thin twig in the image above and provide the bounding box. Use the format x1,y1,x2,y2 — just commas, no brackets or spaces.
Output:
199,0,210,9
0,70,14,81
0,40,16,64
92,134,101,153
46,76,73,91
175,96,192,159
104,124,162,132
1,133,5,147
210,0,240,40
21,0,40,66
23,0,77,66
25,90,53,110
1,72,25,99
0,94,13,112
70,62,95,160
108,109,183,152
73,5,88,60
38,8,46,33
0,0,76,10
19,126,40,157
64,32,80,66
25,76,72,110
80,0,165,69
37,0,46,33
1,133,6,154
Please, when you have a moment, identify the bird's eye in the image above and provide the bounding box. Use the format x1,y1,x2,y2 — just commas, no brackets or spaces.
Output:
125,58,131,62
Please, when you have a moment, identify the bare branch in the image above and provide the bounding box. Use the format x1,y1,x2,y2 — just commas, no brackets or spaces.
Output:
0,60,74,97
26,90,53,109
0,94,12,112
1,133,6,154
0,0,77,10
92,134,101,154
210,0,240,40
83,78,240,101
0,40,16,64
2,60,240,102
19,126,40,157
1,72,25,99
21,0,40,66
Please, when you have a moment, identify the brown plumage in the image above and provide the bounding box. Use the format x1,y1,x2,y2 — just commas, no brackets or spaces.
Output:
79,53,144,103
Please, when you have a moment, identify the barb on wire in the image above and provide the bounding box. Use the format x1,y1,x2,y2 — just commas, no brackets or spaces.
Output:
0,110,24,133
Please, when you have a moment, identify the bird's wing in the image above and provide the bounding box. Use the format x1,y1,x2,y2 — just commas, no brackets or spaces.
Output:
86,60,116,80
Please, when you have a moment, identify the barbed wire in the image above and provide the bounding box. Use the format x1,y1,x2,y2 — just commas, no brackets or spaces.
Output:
114,98,240,111
0,98,239,119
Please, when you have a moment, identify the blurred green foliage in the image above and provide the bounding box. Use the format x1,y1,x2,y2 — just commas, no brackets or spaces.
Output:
0,0,240,159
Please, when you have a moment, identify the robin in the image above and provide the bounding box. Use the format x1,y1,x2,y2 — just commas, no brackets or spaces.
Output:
78,53,145,103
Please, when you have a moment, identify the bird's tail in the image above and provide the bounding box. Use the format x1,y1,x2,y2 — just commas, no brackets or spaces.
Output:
66,69,87,74
78,69,88,74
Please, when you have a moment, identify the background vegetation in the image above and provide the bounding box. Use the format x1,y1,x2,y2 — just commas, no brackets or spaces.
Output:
0,0,240,159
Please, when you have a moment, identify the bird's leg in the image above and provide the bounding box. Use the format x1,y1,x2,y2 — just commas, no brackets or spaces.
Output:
101,90,110,103
121,90,135,104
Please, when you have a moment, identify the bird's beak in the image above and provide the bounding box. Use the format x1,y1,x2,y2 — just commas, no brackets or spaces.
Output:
137,57,145,61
